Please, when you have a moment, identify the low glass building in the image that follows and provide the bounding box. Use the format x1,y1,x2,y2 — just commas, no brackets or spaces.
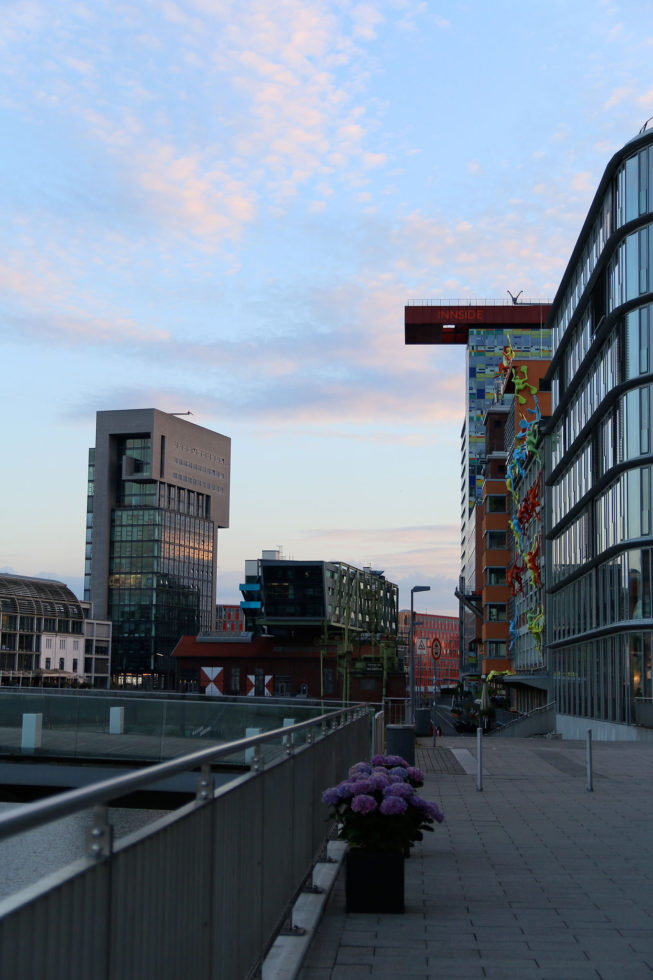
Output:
546,121,653,738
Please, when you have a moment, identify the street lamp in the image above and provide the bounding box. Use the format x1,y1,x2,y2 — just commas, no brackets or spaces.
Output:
409,585,430,724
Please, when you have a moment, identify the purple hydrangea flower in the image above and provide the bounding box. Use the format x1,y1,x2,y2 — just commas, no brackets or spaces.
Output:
388,773,407,784
321,786,341,806
384,782,414,799
379,796,408,815
348,777,374,795
370,754,387,766
410,796,445,822
351,794,378,814
422,801,445,823
349,762,372,777
368,771,391,790
384,755,408,768
406,766,424,784
336,781,357,800
389,766,408,779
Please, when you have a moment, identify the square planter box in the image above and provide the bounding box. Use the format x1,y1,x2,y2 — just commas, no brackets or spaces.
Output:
345,848,405,913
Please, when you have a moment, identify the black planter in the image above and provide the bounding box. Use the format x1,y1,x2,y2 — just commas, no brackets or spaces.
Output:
345,848,405,913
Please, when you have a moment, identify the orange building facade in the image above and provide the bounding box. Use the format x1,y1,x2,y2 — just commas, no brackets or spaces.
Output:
398,611,459,696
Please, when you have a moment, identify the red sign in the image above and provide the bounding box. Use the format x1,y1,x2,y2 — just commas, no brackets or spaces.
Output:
431,639,442,661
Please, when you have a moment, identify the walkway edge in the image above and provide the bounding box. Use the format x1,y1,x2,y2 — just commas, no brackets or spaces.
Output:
262,840,347,980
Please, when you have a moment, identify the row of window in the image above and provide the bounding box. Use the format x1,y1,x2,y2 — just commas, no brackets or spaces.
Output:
596,465,652,553
552,631,645,724
550,440,592,528
550,547,653,641
551,331,619,466
552,144,653,354
607,223,653,313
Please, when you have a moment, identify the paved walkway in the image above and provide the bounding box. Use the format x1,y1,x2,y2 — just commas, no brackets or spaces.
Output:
299,736,653,979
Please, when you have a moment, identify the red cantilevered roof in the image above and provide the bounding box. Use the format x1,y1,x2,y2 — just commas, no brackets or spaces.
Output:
405,302,551,345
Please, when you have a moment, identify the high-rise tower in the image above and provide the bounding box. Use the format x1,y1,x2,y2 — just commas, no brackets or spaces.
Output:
85,409,230,679
405,301,551,675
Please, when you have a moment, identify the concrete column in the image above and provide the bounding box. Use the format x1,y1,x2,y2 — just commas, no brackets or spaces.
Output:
21,713,42,752
245,727,261,764
283,717,296,746
109,706,125,735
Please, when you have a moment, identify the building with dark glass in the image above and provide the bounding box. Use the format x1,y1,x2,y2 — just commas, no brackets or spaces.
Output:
85,409,230,681
546,122,653,738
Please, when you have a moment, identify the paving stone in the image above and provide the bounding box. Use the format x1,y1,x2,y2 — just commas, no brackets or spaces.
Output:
299,738,653,980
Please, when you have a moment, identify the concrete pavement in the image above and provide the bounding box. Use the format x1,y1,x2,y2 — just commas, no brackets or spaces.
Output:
299,735,653,979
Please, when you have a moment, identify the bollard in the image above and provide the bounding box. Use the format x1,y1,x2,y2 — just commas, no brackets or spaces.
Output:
21,713,42,753
586,729,593,792
109,706,124,735
245,727,261,765
476,726,483,792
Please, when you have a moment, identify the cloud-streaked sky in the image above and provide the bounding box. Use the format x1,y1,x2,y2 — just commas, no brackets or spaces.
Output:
1,0,652,613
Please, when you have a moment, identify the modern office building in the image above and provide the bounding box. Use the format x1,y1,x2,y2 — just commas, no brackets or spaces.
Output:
235,551,400,701
85,409,230,681
546,122,653,739
0,573,111,687
405,303,552,674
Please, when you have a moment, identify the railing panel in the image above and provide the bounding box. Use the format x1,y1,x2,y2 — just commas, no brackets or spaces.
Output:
0,859,110,980
109,804,214,980
211,776,264,980
0,708,372,980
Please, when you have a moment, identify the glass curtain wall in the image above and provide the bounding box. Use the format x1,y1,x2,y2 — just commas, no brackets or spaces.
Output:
548,131,653,728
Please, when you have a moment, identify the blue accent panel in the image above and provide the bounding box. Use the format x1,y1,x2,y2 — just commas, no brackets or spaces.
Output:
239,583,261,592
240,601,261,610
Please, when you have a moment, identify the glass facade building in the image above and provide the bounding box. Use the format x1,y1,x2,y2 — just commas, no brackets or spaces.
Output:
547,124,653,737
86,409,230,679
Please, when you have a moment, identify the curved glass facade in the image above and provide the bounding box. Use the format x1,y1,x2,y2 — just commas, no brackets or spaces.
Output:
548,129,653,730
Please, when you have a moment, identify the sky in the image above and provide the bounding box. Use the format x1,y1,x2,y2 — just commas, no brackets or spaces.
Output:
1,0,652,616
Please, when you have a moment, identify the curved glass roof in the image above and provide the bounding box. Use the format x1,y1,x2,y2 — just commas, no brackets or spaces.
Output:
0,574,83,620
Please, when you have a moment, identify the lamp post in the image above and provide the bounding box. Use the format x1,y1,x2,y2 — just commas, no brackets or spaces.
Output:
409,585,430,724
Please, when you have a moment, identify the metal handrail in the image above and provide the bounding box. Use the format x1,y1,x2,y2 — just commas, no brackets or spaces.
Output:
492,700,556,734
0,704,366,842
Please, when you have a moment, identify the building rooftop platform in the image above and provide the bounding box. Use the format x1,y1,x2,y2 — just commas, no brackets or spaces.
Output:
299,735,653,979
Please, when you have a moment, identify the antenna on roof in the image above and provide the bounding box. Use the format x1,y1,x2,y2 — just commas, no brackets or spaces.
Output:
639,116,653,134
507,290,523,305
168,411,194,416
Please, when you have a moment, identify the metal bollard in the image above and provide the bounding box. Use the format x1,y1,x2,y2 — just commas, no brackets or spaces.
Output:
476,726,483,792
586,729,593,792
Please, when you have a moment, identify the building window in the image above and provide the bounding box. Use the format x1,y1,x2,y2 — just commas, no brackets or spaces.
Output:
486,604,507,622
45,658,51,670
59,639,66,650
72,659,78,673
486,568,507,586
230,667,240,695
487,495,507,513
59,658,65,670
487,530,507,549
45,638,52,649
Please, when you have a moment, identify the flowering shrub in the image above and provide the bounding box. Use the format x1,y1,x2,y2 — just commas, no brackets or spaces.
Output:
322,754,444,853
